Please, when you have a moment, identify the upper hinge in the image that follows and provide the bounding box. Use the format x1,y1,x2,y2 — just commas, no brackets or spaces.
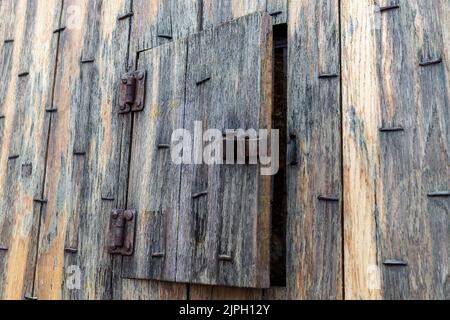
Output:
118,70,146,114
108,209,136,256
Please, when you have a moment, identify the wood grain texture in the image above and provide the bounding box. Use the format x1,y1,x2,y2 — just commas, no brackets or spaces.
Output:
0,0,62,300
59,0,135,300
286,0,343,300
342,0,449,300
123,12,273,290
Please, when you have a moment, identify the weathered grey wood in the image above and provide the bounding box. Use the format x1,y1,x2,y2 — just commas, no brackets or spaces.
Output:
0,0,62,299
123,12,272,289
286,0,342,299
129,0,198,67
267,0,287,25
122,37,188,283
202,0,266,29
342,0,449,299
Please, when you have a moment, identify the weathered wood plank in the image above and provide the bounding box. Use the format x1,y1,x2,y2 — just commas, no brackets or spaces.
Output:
342,0,449,300
0,0,62,300
267,0,287,25
123,12,272,289
60,0,135,300
286,0,342,299
202,0,266,29
122,38,188,283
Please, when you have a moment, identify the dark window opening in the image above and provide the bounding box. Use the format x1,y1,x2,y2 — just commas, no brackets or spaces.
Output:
270,23,287,287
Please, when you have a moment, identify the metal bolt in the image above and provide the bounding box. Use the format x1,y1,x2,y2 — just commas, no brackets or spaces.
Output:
112,210,120,219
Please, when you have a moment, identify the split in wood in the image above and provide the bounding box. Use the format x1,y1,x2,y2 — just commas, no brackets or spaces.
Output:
218,255,233,262
53,26,66,34
152,252,165,258
157,144,171,149
269,11,283,17
379,127,404,132
18,72,29,77
383,260,408,267
4,39,14,43
192,191,208,199
419,58,443,67
64,247,78,254
318,195,340,202
427,191,450,198
8,155,19,160
318,73,339,79
157,34,173,40
196,77,212,86
118,12,134,21
379,4,400,12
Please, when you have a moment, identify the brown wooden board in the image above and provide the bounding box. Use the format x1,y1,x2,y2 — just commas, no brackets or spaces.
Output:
122,12,273,289
342,0,449,300
286,0,343,299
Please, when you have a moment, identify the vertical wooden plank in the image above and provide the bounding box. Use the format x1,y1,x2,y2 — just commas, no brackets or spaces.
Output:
286,0,342,299
61,0,136,300
0,0,62,300
342,0,449,299
177,12,272,289
33,0,89,300
122,38,188,283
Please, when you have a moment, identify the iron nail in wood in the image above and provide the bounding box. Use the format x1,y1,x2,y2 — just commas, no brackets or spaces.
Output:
101,197,115,202
0,115,5,119
18,72,29,77
73,151,86,156
45,108,58,113
65,247,78,254
379,127,404,132
318,195,340,202
383,260,408,267
196,77,211,86
118,12,134,21
269,11,283,17
0,246,8,251
8,155,19,160
318,73,339,79
24,295,38,300
218,255,233,262
380,4,400,12
4,39,14,43
419,57,443,67
53,26,66,34
33,199,48,204
157,34,173,40
152,252,165,258
157,144,170,149
81,58,95,64
192,191,208,199
427,191,450,198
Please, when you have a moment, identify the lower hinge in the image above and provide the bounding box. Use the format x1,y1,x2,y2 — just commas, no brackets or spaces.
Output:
107,209,136,256
118,70,146,114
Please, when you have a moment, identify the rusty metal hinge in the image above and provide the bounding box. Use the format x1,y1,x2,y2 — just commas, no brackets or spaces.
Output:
118,70,146,114
108,209,136,256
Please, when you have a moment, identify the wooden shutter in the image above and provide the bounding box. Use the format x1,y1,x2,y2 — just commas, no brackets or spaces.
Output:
122,12,273,289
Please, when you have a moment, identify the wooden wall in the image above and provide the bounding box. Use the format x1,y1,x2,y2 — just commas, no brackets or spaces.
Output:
0,0,448,300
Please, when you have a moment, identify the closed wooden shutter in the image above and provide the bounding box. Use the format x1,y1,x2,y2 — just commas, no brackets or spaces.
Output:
121,12,273,289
